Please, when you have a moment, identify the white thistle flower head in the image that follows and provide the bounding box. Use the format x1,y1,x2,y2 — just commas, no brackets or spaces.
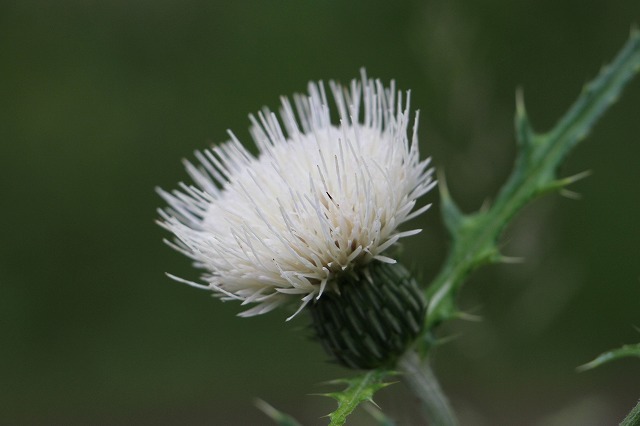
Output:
157,71,436,321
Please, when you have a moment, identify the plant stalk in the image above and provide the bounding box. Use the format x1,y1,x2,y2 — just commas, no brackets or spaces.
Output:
621,400,640,426
399,350,459,426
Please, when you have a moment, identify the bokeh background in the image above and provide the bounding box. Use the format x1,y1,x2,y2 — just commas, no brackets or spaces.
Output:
2,1,640,424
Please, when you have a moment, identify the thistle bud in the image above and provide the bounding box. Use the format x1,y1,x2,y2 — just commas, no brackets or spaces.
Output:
309,261,424,369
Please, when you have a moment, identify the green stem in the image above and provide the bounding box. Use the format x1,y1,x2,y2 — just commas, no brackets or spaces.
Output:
399,350,459,426
424,29,640,330
621,400,640,426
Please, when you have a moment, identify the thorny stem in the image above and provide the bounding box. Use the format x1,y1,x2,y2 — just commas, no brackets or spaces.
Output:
424,29,640,331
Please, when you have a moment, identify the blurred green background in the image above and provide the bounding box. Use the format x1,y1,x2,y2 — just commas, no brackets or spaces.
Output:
2,1,640,424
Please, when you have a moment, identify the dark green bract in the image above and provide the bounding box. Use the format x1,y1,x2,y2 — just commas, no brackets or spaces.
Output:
309,261,424,370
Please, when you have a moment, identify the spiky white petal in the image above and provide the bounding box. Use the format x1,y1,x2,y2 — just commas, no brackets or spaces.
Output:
158,72,436,319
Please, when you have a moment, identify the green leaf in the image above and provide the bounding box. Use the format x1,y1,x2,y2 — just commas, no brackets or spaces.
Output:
255,399,303,426
321,369,395,426
577,343,640,372
424,29,640,331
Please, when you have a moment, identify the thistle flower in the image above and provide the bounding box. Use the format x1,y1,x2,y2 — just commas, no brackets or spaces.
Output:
158,72,435,331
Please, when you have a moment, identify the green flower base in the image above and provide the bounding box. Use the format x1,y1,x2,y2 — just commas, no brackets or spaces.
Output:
309,261,424,369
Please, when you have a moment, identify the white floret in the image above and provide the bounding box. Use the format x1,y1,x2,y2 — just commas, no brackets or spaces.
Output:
158,71,435,319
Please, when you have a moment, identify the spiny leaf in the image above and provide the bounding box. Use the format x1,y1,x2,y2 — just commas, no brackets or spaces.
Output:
321,369,395,426
255,399,303,426
577,343,640,372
